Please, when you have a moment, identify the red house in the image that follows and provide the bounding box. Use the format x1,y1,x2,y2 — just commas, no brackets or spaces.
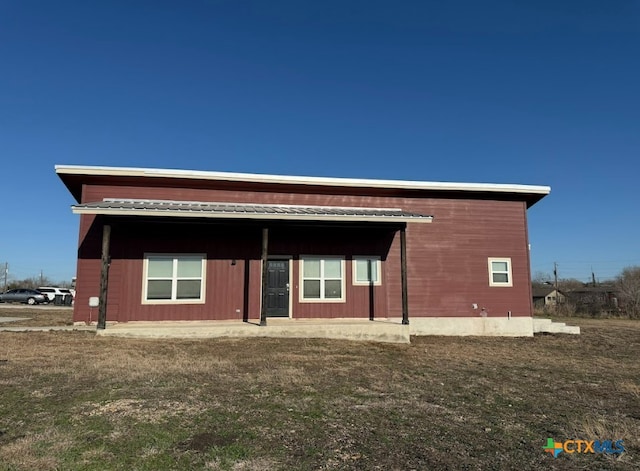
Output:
57,165,549,338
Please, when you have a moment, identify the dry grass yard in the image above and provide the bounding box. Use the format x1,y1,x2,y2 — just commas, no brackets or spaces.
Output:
0,306,73,327
0,310,638,470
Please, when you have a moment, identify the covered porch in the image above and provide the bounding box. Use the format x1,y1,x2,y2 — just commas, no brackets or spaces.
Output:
94,317,411,343
72,199,432,328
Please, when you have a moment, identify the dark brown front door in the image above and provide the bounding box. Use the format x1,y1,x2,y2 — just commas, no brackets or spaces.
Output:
265,259,289,317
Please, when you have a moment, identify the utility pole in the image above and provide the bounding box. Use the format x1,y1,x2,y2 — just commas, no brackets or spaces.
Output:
40,270,44,286
553,262,559,312
2,263,7,291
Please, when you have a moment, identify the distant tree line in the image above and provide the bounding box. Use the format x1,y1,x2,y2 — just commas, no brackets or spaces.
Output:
617,267,640,318
4,275,74,291
533,266,640,319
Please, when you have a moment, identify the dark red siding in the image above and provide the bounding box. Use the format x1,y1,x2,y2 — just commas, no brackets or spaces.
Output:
390,199,532,318
72,180,533,323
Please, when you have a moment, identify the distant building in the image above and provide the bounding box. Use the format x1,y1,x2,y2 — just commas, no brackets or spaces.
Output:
566,286,620,315
532,287,566,308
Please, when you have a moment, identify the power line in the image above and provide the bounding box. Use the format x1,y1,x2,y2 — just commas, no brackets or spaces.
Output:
532,258,640,266
531,261,629,283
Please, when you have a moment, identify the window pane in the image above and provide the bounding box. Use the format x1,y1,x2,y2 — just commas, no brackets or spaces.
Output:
303,259,320,278
148,258,173,277
356,259,377,282
177,258,202,277
324,259,341,278
492,261,508,272
356,260,368,282
303,280,321,298
493,273,509,283
147,280,172,299
176,280,201,299
325,280,342,298
370,262,378,282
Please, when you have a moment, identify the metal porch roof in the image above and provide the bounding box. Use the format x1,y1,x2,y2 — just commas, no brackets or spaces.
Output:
71,199,434,224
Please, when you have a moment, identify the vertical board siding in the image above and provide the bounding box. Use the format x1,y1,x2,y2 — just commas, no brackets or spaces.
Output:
73,213,103,323
72,181,534,323
402,199,531,318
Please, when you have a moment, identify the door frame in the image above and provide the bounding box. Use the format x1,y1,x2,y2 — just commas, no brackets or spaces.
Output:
264,256,293,318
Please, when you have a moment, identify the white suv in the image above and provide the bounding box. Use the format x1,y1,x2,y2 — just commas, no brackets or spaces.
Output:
38,287,74,304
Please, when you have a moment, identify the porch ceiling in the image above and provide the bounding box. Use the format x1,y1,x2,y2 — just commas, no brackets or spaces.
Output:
71,199,433,224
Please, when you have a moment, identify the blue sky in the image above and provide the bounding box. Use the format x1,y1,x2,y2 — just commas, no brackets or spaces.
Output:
1,1,638,284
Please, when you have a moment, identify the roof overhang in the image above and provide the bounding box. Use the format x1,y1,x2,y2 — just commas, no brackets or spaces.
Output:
71,199,434,224
56,164,551,208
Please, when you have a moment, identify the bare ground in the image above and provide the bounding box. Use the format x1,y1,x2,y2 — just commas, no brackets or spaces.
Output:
0,310,638,470
0,305,73,327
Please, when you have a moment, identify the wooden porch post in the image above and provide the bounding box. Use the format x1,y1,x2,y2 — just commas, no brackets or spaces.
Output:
97,223,111,330
400,224,409,325
368,259,375,321
260,227,269,326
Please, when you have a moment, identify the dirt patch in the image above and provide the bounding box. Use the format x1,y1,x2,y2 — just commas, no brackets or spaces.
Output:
178,431,239,452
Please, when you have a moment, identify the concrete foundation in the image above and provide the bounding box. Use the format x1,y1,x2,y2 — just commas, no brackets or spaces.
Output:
387,316,536,337
92,316,548,341
96,318,411,343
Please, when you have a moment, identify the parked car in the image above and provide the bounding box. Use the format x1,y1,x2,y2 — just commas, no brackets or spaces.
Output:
38,287,74,305
38,287,62,302
0,289,48,305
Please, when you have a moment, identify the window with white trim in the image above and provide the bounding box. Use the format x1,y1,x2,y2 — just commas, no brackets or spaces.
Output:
488,258,512,287
300,257,345,302
143,254,205,303
353,257,382,286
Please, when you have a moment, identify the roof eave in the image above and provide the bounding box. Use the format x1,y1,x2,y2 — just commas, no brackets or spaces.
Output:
70,206,434,224
56,164,551,201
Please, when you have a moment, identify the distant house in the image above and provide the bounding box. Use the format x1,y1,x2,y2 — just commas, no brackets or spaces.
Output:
532,287,566,308
566,286,620,314
56,165,550,337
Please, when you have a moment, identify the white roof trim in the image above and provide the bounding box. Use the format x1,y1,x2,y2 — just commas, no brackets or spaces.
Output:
55,164,551,196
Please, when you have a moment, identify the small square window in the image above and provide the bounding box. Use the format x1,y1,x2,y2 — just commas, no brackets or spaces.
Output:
353,257,382,286
488,258,512,287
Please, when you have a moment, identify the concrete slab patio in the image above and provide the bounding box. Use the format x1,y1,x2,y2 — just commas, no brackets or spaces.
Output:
95,318,411,343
